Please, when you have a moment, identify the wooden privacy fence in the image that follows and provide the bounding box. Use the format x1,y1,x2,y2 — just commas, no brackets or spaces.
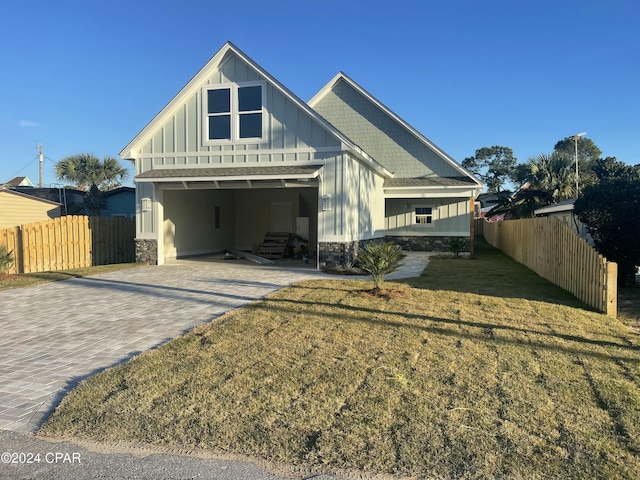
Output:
475,216,617,317
0,216,135,274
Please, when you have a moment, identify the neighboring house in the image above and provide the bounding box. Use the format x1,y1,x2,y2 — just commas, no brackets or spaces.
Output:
120,42,483,266
101,187,135,218
11,186,86,216
3,176,35,188
534,198,593,244
0,188,62,229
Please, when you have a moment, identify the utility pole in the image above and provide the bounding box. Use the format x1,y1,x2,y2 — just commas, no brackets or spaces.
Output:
572,132,586,197
38,143,43,188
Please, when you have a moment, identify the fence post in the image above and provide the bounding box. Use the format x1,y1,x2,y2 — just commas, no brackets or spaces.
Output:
606,262,618,318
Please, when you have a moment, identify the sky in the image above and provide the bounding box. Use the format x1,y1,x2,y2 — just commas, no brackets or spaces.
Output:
1,0,638,189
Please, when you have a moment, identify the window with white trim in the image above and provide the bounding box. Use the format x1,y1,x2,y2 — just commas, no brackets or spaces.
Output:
414,206,434,225
204,82,264,142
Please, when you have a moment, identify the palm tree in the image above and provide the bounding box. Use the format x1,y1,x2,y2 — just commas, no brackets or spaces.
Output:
55,153,128,191
488,152,576,219
526,152,576,203
55,153,128,216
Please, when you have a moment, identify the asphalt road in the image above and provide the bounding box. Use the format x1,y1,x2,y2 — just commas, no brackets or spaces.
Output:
0,431,343,480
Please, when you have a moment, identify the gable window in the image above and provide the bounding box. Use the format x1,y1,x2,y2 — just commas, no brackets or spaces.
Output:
207,89,231,140
204,82,264,142
414,206,434,225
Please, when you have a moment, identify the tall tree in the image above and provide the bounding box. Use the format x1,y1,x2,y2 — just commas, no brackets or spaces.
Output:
488,152,575,219
553,136,602,191
526,152,576,203
574,178,640,286
55,153,128,216
55,153,128,191
462,146,516,193
592,156,640,182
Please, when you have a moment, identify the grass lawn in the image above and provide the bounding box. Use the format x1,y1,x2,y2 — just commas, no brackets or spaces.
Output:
0,263,142,290
40,240,640,479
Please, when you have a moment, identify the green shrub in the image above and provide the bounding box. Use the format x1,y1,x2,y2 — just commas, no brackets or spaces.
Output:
448,237,466,256
0,245,14,274
356,241,402,290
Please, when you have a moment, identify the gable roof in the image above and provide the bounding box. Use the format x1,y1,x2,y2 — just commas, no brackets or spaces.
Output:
4,176,35,187
119,42,392,179
534,198,576,216
103,186,135,197
0,188,62,206
309,72,482,186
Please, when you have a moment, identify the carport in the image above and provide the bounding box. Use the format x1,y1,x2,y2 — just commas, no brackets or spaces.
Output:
136,165,321,263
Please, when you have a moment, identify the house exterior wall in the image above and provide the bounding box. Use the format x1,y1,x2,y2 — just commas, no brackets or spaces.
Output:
134,53,341,167
318,153,385,242
0,191,61,229
385,198,471,236
162,189,236,258
102,189,135,218
132,52,346,252
311,79,461,179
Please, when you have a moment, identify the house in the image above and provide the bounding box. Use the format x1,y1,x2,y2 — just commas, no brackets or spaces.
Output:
11,186,86,216
101,186,135,218
3,176,35,188
534,198,593,244
0,188,62,229
120,42,483,266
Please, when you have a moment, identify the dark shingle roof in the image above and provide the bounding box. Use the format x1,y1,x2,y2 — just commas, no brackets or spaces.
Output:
384,177,478,188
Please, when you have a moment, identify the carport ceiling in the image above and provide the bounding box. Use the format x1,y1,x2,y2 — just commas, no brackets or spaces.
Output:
135,165,322,189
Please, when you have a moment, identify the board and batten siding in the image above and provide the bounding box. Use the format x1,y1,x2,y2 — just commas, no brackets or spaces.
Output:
385,198,471,236
135,53,341,170
0,191,62,229
318,153,385,242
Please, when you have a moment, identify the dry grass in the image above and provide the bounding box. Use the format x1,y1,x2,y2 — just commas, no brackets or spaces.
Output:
40,240,640,479
0,263,142,290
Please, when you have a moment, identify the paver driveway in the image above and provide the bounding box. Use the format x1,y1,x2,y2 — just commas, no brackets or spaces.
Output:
0,253,430,433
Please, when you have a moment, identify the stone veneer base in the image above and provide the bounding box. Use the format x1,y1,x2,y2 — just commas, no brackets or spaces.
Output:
135,239,158,265
318,236,470,267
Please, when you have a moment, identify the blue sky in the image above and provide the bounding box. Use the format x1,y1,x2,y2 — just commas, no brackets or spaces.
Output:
1,0,638,188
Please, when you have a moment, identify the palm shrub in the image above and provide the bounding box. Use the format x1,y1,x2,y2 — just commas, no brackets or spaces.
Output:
448,237,466,256
0,245,14,274
356,241,402,291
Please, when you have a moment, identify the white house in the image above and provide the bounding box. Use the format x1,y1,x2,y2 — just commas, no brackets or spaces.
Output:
120,42,483,266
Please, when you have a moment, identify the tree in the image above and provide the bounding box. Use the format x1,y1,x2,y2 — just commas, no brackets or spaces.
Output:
462,146,517,193
526,152,576,203
55,153,127,192
554,136,602,191
488,152,575,219
55,153,128,216
574,178,640,286
592,156,640,182
554,136,602,164
84,185,108,217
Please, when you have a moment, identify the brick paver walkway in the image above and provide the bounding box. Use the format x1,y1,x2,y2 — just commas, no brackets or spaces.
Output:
0,252,431,432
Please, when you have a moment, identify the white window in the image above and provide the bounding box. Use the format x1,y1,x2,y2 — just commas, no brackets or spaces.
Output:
414,206,434,225
204,82,264,143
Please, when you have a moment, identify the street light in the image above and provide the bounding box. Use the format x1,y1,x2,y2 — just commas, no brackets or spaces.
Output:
573,132,586,196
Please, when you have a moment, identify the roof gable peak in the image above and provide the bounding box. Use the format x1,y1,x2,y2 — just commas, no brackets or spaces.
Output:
119,42,362,161
309,72,482,185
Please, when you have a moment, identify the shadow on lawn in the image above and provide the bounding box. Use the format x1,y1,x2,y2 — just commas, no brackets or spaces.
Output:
404,238,588,307
268,294,640,365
